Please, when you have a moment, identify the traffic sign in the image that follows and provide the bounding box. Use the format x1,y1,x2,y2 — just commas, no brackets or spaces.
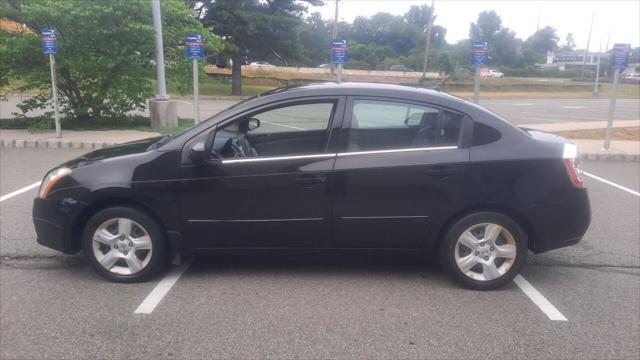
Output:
611,43,630,70
41,29,58,55
331,39,349,64
185,34,205,60
471,43,488,67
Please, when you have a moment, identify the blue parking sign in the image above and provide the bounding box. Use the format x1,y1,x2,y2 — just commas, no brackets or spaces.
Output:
185,34,205,60
41,29,58,55
331,39,349,64
471,43,488,67
611,43,630,70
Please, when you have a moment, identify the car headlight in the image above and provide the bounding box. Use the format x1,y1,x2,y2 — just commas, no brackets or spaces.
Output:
39,167,72,199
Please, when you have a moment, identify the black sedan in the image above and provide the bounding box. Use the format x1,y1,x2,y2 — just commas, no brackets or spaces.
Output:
32,83,590,290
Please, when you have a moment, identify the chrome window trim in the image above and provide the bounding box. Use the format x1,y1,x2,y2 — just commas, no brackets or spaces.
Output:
341,215,430,220
221,153,335,164
188,218,324,223
337,146,457,157
219,145,457,164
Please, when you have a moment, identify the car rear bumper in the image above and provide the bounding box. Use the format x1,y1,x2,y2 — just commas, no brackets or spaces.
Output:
524,188,591,253
33,197,85,254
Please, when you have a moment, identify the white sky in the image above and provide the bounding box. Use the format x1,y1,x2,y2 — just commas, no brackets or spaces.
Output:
308,0,640,48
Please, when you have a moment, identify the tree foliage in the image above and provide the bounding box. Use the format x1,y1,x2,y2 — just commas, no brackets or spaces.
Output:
199,0,322,95
0,0,222,123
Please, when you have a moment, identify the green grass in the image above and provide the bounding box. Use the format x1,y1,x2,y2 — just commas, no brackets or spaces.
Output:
166,77,275,97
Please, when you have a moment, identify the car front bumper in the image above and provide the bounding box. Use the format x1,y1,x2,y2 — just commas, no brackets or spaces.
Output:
33,197,86,254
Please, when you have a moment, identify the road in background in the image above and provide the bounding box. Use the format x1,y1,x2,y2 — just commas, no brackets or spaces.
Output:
0,146,638,359
2,95,639,125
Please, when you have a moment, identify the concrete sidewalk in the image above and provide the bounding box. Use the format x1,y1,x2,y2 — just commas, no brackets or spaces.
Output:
1,122,638,161
0,129,160,149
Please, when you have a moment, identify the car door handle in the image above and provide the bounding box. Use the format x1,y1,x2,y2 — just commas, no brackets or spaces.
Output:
294,176,327,188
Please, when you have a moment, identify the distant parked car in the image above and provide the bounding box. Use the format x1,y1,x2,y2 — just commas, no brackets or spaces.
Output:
318,64,331,69
485,69,504,78
390,65,415,72
622,73,639,80
249,61,275,67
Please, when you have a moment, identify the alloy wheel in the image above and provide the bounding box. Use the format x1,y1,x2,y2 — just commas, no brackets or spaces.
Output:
91,218,153,275
454,223,517,281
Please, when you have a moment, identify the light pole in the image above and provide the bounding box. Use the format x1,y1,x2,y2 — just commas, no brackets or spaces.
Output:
422,0,435,78
149,0,177,128
331,0,339,75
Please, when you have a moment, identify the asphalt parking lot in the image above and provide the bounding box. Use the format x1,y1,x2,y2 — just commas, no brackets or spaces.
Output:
1,147,638,359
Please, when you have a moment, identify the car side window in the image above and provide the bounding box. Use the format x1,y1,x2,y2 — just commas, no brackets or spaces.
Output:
212,102,335,159
347,100,463,152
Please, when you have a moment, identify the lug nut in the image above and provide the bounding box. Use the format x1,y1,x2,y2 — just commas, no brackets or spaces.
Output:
113,244,118,249
123,250,128,255
480,242,485,247
474,251,479,256
129,242,134,247
490,247,495,251
484,256,489,261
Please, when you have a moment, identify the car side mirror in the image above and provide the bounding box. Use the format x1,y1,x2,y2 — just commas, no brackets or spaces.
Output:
189,141,206,164
248,118,260,130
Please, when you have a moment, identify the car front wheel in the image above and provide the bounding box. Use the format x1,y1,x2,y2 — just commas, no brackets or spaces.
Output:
440,212,527,290
82,206,168,282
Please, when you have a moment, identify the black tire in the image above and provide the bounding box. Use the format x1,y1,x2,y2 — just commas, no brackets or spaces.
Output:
439,211,527,290
82,206,168,283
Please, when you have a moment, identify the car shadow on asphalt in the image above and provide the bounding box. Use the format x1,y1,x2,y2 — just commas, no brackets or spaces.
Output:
181,250,463,289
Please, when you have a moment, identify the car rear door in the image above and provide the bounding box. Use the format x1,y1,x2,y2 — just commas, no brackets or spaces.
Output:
180,97,345,249
331,97,471,249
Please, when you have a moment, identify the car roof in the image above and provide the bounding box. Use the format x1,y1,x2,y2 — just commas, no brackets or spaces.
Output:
254,82,465,103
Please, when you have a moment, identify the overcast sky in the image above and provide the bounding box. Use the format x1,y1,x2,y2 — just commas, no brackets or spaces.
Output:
308,0,640,49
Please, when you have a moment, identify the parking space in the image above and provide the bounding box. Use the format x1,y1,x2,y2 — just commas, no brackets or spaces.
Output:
1,148,639,358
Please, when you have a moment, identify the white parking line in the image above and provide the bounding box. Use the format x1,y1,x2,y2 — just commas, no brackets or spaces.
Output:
514,274,568,321
583,172,640,197
0,181,42,202
561,106,585,109
134,259,193,314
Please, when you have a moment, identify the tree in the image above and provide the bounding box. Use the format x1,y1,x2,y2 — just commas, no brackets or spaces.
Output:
561,33,576,52
469,11,502,45
469,11,522,67
200,0,322,95
0,0,221,124
522,26,559,64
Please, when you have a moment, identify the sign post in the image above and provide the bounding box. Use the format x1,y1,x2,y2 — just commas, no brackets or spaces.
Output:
604,43,630,150
185,34,205,123
471,43,488,104
42,29,61,138
331,40,348,83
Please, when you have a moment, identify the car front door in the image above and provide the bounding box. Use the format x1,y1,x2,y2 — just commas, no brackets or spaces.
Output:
180,97,345,249
332,97,471,249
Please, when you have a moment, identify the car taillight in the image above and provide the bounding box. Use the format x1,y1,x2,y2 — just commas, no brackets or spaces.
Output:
563,144,585,188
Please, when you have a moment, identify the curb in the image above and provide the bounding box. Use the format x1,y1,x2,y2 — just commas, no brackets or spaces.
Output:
1,139,116,150
2,138,638,162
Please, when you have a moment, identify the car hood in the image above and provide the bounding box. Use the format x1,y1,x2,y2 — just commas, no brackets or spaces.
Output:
61,136,161,169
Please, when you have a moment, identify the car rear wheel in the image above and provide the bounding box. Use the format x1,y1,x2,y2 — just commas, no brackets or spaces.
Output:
440,212,527,290
82,206,167,282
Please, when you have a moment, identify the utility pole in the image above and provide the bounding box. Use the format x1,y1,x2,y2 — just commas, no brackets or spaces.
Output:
536,4,541,32
581,12,595,79
331,0,339,75
422,0,435,78
593,38,602,97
